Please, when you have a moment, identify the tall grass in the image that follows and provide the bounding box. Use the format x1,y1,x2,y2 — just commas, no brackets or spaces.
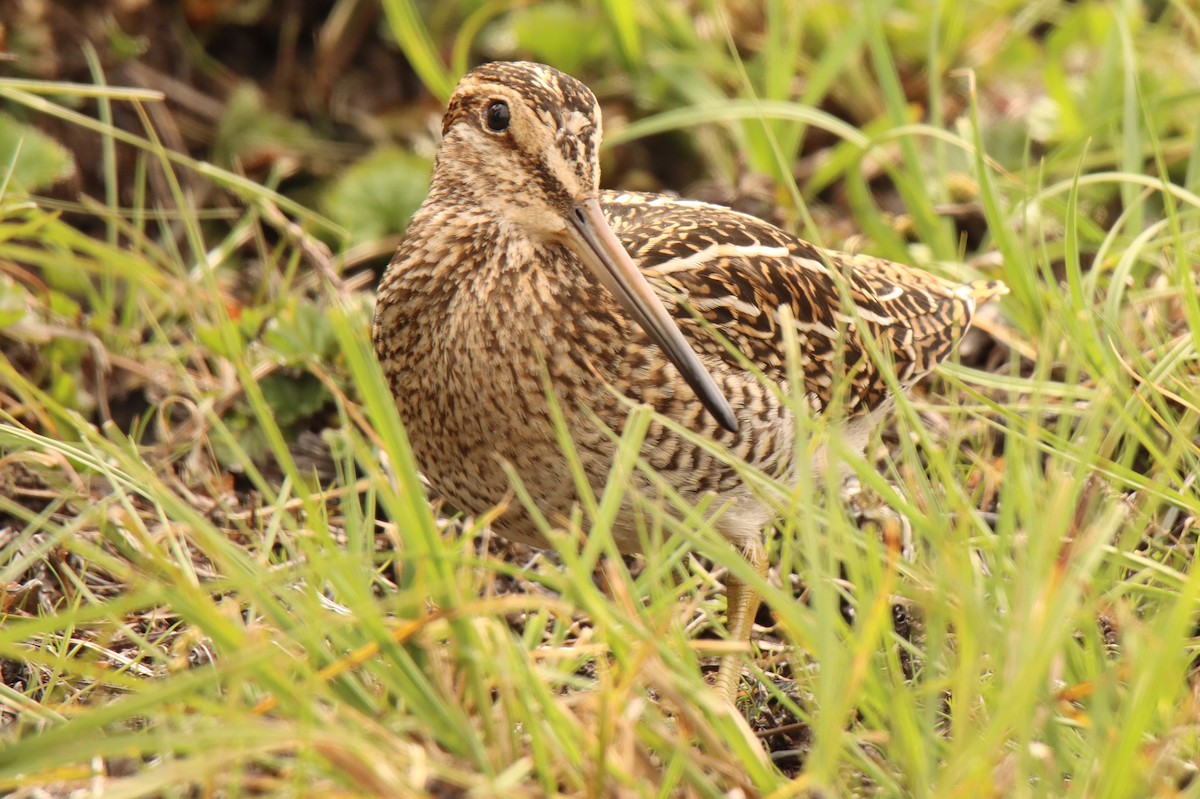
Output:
2,0,1199,796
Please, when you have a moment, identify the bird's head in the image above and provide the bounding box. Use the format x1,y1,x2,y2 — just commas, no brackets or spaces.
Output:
432,61,737,432
436,61,602,234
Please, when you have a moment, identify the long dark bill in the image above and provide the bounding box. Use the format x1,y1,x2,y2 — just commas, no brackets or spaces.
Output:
566,198,738,433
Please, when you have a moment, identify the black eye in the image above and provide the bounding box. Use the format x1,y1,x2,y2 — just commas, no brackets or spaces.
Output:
485,100,510,132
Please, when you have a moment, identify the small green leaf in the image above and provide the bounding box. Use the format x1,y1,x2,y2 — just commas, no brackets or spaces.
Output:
214,84,315,168
263,298,336,363
322,148,431,246
258,372,331,428
0,113,76,192
510,3,608,76
196,322,247,361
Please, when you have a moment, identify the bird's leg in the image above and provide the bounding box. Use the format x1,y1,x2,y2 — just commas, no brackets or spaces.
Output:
714,537,768,703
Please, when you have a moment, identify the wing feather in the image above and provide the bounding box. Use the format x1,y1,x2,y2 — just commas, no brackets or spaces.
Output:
602,190,1006,413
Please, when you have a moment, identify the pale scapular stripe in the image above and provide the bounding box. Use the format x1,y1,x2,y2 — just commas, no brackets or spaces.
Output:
645,243,791,276
691,294,766,318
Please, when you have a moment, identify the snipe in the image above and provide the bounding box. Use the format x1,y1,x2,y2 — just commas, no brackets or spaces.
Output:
374,61,1005,701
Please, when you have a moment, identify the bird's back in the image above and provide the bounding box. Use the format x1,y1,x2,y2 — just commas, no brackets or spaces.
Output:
602,190,1005,420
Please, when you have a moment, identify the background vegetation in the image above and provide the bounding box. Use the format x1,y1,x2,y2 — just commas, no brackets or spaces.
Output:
1,0,1198,796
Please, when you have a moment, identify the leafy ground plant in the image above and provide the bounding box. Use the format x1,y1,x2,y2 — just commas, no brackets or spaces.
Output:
2,1,1200,796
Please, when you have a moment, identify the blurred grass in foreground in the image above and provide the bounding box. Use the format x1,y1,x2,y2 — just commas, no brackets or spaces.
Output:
2,0,1200,795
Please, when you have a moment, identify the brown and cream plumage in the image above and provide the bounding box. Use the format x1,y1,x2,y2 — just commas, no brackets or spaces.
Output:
373,61,1006,701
